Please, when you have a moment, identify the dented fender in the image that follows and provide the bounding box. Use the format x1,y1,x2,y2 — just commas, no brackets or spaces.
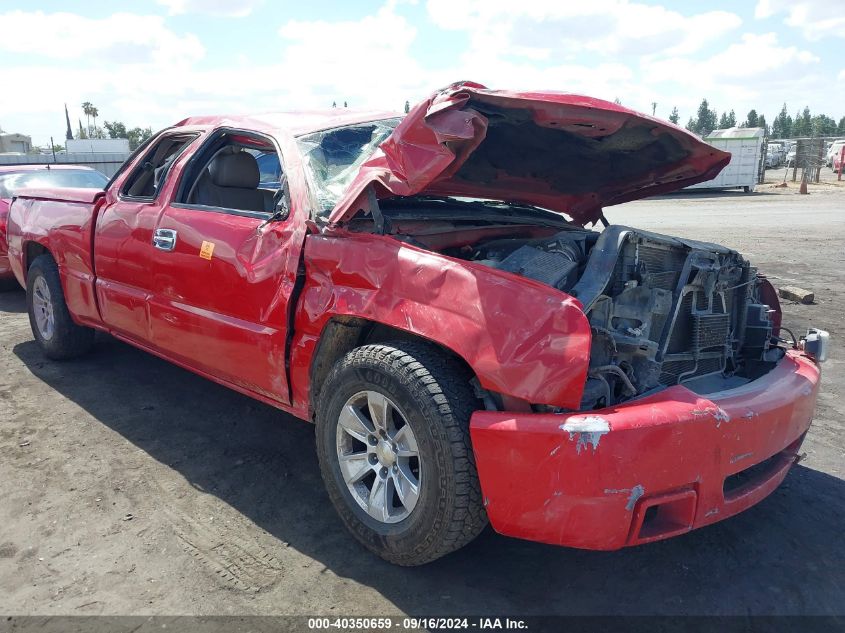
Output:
6,189,106,325
288,232,592,410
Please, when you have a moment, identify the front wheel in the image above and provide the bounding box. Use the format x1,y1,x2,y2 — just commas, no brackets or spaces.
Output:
27,254,94,359
315,342,487,566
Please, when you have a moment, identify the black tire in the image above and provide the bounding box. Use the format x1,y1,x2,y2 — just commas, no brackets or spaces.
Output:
315,341,487,566
26,254,94,360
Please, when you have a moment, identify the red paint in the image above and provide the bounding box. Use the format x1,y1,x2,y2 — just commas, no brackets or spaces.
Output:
0,198,11,279
289,232,592,409
0,165,108,282
328,82,730,227
470,350,818,549
147,205,294,402
4,84,822,552
6,190,105,321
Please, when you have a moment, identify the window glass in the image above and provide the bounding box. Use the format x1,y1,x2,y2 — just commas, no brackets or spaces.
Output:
177,133,284,215
121,134,196,199
254,151,282,188
296,117,401,216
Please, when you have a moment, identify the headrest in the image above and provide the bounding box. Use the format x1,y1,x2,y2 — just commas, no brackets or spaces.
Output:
208,150,259,189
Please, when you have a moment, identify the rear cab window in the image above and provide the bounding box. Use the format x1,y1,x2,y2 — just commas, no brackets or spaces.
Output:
121,133,198,200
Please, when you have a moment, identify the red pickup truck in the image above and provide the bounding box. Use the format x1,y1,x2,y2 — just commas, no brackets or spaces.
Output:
6,82,826,565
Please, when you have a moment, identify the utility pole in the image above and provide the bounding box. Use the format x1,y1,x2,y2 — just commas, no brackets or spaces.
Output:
651,102,657,116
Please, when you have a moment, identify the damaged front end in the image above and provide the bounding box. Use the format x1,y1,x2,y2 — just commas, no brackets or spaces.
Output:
567,226,783,409
312,81,794,409
439,222,784,410
301,82,823,549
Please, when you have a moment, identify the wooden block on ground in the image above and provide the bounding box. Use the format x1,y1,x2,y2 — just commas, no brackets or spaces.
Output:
778,286,814,304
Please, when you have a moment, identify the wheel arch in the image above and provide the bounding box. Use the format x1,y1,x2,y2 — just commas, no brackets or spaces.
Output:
291,232,592,416
23,240,51,272
308,316,480,418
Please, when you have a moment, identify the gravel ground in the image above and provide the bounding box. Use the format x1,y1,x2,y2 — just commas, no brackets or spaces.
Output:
0,187,843,616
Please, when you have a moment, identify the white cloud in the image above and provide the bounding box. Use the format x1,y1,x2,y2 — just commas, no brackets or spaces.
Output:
1,2,841,147
642,32,822,121
276,1,433,109
647,32,819,84
155,0,262,17
426,0,742,59
0,3,430,145
755,0,845,40
0,10,204,64
0,10,207,144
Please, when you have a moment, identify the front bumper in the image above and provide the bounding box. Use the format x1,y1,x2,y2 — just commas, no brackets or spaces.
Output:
470,350,820,550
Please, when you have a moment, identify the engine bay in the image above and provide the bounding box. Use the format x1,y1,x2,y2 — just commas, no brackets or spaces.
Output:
436,223,784,410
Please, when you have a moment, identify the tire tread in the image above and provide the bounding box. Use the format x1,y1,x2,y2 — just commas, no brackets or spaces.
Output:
27,254,94,360
316,340,487,565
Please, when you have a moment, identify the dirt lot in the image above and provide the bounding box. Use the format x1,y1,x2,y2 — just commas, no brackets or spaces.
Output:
1,185,843,617
765,164,845,185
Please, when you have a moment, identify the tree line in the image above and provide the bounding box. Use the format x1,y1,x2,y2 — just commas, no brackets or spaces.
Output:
674,99,845,139
74,101,153,150
67,97,845,154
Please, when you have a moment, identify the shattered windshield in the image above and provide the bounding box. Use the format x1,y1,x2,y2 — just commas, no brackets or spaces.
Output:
296,117,402,216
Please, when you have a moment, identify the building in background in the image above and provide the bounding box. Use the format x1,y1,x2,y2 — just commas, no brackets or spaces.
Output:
0,133,32,154
66,138,130,153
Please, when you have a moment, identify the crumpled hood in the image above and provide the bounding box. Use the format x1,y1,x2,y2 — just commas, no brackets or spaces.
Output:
328,81,730,227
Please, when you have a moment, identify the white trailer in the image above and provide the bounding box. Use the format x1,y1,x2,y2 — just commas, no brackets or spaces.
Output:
66,138,130,154
685,127,765,193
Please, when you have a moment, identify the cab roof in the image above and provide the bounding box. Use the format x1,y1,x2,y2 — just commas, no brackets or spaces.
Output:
174,109,401,137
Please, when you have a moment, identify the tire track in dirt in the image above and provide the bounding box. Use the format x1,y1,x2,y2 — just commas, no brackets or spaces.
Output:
146,453,291,594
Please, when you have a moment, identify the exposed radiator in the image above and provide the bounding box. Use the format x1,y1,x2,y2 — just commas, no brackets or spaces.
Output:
694,313,730,351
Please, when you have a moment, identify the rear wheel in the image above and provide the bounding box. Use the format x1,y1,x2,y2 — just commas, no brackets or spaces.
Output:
26,254,94,359
315,341,487,566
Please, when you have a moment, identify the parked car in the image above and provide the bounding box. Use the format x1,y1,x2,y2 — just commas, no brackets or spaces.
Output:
0,165,107,289
767,142,784,167
765,148,779,168
785,147,797,168
826,139,845,168
5,82,827,565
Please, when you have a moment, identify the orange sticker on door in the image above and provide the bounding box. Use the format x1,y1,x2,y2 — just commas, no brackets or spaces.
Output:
199,241,215,260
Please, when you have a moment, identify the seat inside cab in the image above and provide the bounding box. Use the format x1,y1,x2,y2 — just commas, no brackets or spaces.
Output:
184,133,283,214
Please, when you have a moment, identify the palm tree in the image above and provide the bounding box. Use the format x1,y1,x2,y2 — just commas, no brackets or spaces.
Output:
81,102,93,135
91,107,99,138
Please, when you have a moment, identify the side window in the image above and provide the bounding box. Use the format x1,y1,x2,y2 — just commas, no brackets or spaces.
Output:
176,131,284,216
254,151,282,188
121,133,197,200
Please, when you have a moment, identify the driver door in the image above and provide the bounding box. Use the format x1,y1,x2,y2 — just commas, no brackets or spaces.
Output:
147,130,297,404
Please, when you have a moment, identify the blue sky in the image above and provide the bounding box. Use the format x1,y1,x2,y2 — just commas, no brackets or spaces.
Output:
1,0,843,146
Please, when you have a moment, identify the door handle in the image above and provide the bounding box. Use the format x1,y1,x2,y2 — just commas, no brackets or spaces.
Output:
153,228,178,251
